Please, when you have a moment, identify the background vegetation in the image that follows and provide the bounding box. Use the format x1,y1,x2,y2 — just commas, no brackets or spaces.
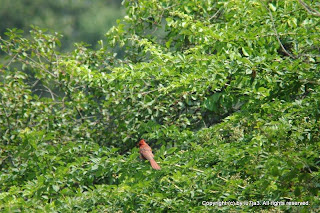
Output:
0,0,123,50
0,0,319,212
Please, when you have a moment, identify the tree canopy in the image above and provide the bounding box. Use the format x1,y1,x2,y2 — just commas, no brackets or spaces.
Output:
0,0,319,212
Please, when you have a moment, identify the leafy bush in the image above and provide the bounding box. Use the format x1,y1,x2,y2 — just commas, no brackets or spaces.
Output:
0,0,319,212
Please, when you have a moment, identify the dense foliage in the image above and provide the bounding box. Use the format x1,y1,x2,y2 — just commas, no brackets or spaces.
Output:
1,0,319,212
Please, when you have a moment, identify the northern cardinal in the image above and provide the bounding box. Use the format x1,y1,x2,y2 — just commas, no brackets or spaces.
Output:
139,139,161,170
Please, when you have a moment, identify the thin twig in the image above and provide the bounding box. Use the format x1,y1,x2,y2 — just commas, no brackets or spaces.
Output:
43,85,56,101
140,87,161,95
75,106,84,123
32,79,41,88
209,8,223,21
5,53,19,68
299,79,320,85
265,3,296,59
298,0,320,17
24,55,57,78
217,174,245,189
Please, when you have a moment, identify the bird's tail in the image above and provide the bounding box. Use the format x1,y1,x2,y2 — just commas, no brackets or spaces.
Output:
150,159,161,170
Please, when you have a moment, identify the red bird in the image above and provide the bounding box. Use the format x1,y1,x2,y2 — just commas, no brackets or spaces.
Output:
139,139,161,170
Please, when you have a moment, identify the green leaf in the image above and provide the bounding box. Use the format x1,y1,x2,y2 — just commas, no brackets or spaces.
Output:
269,3,276,12
52,185,60,192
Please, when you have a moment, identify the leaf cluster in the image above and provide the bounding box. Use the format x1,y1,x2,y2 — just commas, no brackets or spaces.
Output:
0,0,319,212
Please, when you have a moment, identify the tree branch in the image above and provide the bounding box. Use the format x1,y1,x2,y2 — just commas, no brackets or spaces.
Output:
265,4,296,59
43,85,57,101
298,0,320,17
209,7,223,21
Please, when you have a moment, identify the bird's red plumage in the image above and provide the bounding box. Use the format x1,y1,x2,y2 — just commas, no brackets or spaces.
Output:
139,139,161,170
